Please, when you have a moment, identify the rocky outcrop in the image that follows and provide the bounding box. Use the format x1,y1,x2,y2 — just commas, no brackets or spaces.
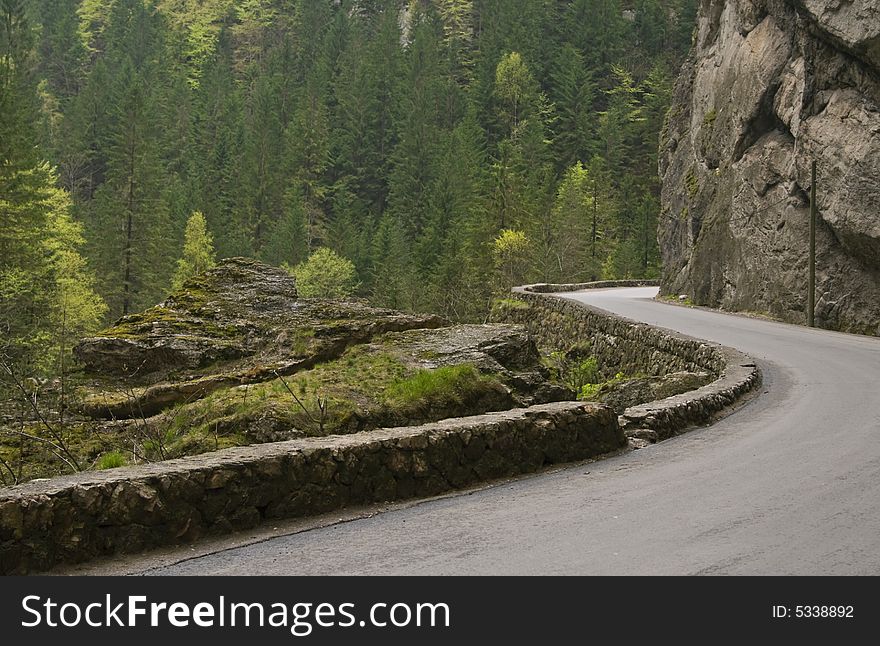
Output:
75,258,445,382
75,258,447,418
69,262,565,464
660,0,880,334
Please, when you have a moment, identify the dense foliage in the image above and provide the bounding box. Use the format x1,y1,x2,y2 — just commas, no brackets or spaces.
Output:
3,0,696,375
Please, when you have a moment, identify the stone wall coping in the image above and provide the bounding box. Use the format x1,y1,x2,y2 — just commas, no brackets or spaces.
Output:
519,279,660,293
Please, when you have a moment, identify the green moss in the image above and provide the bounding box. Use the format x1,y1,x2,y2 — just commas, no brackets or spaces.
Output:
101,306,240,340
702,109,717,127
492,298,530,312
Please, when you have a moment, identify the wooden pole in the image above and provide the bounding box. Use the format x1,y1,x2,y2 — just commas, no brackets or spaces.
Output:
592,179,598,259
808,160,817,327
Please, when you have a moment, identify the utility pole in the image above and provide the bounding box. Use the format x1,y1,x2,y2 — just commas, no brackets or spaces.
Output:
808,160,817,327
592,179,598,259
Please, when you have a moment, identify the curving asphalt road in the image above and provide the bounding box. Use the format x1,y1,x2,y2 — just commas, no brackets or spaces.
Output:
137,288,880,575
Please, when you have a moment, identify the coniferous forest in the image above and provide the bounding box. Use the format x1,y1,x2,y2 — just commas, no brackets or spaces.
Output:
2,0,697,382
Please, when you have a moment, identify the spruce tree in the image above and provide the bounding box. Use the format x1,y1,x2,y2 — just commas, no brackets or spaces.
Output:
85,0,174,316
172,211,217,290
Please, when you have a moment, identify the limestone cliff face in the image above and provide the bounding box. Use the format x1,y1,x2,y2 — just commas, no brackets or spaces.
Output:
659,0,880,334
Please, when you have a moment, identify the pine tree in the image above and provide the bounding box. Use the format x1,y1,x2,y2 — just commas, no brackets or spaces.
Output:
437,0,475,85
172,211,217,290
239,70,284,256
85,0,174,316
189,30,248,258
370,212,416,310
284,70,331,253
536,162,596,283
387,11,446,243
331,8,402,216
549,44,596,170
597,66,643,184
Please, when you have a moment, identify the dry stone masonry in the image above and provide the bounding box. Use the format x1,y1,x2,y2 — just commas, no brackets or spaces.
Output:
0,402,622,575
499,285,762,444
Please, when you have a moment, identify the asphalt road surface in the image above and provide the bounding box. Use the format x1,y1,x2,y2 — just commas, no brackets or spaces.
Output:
137,287,880,575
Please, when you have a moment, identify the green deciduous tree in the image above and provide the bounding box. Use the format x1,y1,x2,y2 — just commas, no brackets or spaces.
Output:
291,247,358,300
492,228,530,290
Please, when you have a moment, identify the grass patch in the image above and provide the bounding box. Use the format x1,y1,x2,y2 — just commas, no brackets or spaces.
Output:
491,298,530,312
578,372,628,401
384,365,489,409
96,451,127,470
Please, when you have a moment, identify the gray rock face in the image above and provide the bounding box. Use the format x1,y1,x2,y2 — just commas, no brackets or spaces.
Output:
660,0,880,334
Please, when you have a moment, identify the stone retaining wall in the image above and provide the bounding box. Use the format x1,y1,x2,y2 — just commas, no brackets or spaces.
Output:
0,402,622,575
497,284,762,442
500,288,725,377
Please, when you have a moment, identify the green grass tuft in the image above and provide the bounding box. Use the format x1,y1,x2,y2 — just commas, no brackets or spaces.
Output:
384,365,489,409
97,451,128,470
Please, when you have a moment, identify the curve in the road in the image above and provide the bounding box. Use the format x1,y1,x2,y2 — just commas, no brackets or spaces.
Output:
142,288,880,575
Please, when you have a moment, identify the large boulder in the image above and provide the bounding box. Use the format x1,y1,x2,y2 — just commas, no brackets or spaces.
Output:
660,0,880,334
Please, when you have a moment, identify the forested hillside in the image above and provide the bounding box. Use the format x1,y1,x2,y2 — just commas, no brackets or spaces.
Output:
2,0,696,380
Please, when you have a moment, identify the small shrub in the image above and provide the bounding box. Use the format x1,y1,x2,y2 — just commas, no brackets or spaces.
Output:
566,357,600,391
578,372,627,401
547,352,599,392
579,383,603,400
492,229,530,288
290,248,358,299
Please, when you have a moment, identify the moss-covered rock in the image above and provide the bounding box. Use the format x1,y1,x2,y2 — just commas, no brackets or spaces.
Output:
74,258,447,417
583,371,715,414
